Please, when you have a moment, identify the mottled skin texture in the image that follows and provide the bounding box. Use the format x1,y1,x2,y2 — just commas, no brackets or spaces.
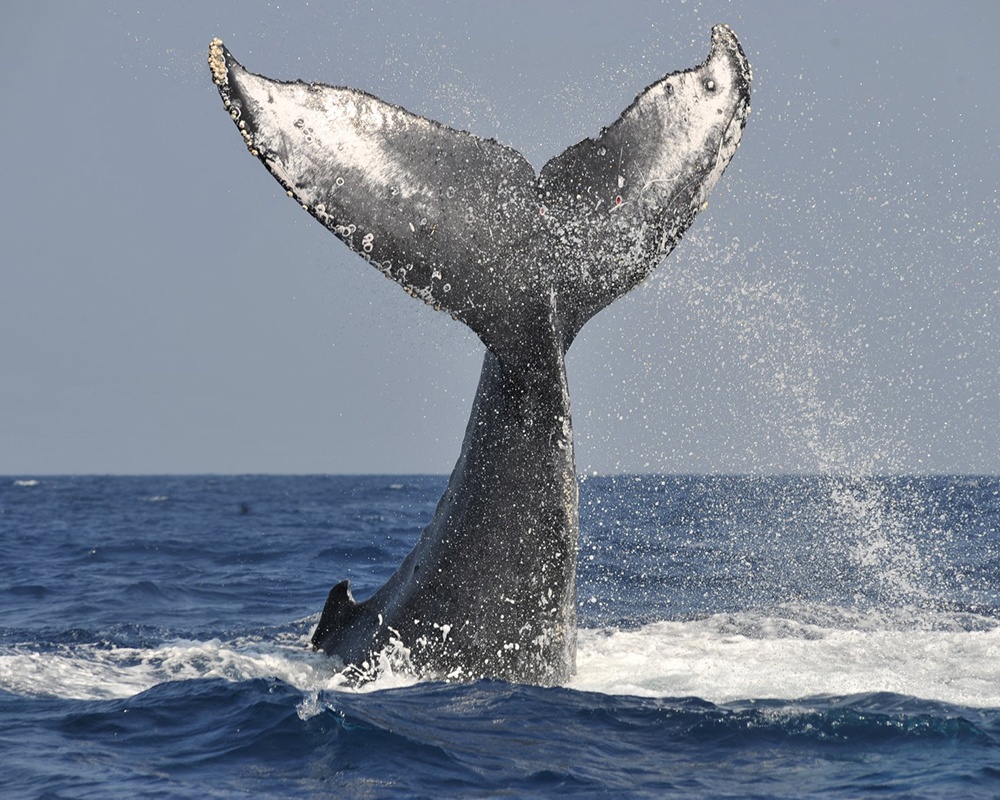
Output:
209,26,750,684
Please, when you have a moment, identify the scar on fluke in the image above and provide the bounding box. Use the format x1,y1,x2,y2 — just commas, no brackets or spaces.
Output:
209,26,750,684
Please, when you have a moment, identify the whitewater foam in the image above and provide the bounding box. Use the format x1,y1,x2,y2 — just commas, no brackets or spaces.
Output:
3,608,997,708
570,610,1000,707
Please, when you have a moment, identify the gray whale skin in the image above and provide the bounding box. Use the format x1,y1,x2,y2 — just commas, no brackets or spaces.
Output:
208,26,750,685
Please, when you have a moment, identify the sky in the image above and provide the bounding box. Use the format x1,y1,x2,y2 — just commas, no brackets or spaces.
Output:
1,1,998,475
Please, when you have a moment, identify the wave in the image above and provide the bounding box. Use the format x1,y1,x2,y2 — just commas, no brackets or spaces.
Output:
6,676,994,800
3,606,998,709
570,607,1000,708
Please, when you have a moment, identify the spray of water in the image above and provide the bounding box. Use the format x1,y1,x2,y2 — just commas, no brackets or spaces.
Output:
602,223,990,619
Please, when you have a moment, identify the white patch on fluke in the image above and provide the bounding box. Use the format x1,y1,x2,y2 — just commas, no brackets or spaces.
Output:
229,68,434,214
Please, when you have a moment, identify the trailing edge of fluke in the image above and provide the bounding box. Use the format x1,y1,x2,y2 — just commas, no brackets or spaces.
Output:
208,26,750,684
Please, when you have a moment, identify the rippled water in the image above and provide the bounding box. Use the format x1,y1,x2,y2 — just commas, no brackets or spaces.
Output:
2,475,998,798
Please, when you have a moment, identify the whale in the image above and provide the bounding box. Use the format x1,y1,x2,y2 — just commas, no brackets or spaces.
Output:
208,25,750,685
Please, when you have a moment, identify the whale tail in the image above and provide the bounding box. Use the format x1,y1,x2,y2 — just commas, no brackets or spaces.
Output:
208,27,749,369
209,29,750,683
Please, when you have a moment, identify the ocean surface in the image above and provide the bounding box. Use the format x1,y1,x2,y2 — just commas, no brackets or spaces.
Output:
2,474,998,798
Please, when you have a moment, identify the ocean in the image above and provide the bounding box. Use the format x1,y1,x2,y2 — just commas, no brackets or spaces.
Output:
2,474,998,798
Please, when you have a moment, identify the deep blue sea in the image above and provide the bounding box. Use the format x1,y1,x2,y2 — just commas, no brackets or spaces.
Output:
2,475,998,798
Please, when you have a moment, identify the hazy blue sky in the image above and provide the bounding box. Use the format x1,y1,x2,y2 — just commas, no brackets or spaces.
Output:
2,1,998,475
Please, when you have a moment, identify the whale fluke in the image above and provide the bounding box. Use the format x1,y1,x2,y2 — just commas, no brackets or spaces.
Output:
209,27,750,684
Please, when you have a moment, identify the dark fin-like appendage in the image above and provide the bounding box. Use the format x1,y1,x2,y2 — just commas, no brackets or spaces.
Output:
310,579,359,650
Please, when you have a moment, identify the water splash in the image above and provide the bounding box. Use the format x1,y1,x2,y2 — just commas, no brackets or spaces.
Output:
621,228,979,615
5,607,997,708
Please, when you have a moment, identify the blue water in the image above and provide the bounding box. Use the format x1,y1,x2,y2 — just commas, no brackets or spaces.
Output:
2,475,999,798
